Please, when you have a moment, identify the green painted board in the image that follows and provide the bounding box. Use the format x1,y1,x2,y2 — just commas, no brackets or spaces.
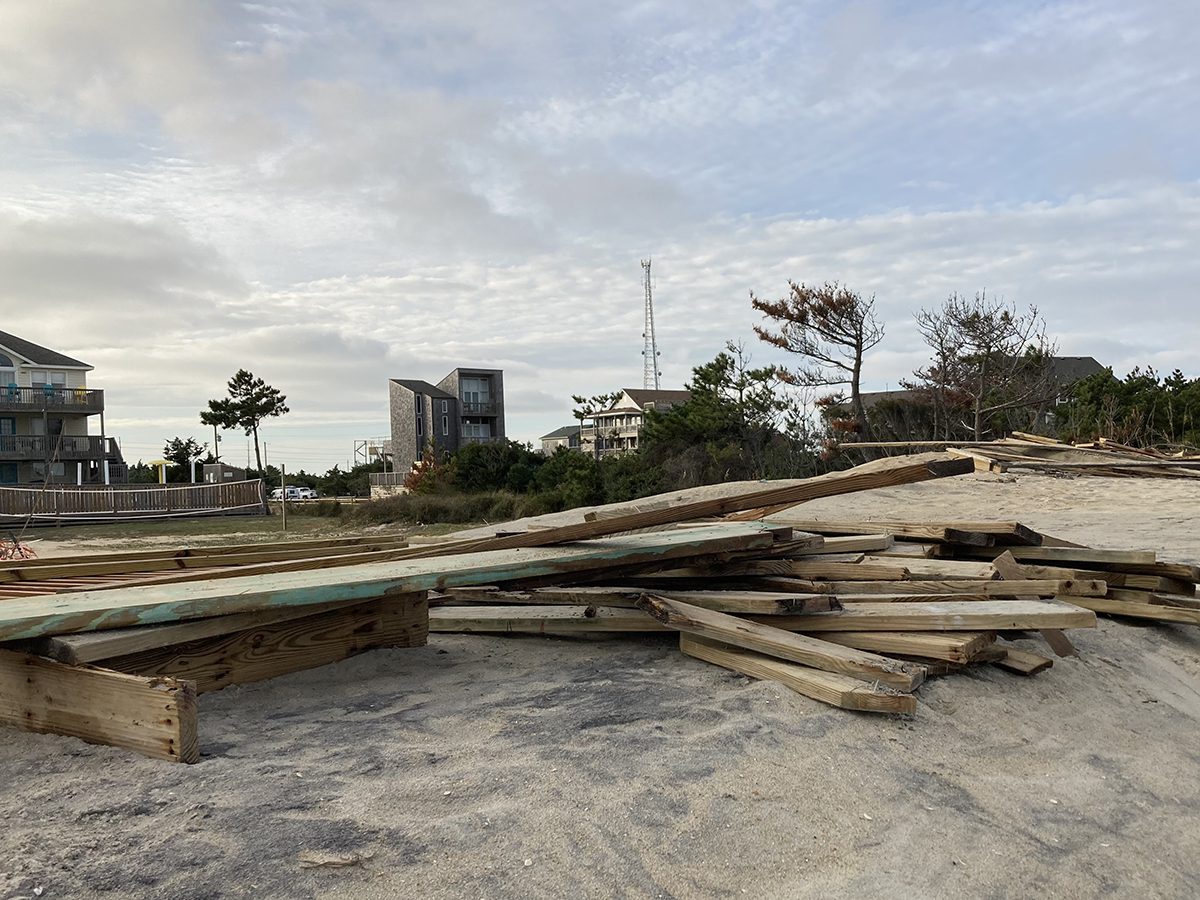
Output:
0,523,777,643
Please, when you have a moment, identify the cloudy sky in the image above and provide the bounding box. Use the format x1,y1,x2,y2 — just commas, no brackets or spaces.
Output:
2,1,1197,472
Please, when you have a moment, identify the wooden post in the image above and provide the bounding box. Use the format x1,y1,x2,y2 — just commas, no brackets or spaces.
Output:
281,463,287,533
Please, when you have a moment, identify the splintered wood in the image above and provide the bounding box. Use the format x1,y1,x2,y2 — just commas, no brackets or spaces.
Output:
0,451,1194,762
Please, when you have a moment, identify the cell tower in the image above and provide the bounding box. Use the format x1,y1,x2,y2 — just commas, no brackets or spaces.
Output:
640,258,662,390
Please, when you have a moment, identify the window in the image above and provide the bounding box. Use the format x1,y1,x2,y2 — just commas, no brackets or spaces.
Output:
441,399,448,413
442,415,448,436
416,417,423,437
415,394,424,414
0,353,13,387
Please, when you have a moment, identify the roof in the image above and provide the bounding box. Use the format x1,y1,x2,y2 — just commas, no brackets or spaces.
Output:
1048,356,1106,384
540,424,580,440
390,379,456,400
619,388,692,409
0,330,92,369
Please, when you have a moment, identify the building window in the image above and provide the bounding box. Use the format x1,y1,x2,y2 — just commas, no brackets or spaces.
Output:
441,399,448,413
416,417,423,437
442,415,448,436
415,394,423,414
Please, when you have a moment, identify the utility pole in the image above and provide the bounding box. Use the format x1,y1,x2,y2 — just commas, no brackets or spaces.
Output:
280,463,287,533
212,423,220,463
641,258,662,390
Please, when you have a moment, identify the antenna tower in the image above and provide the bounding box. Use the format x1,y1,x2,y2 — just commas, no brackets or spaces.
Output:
640,258,661,390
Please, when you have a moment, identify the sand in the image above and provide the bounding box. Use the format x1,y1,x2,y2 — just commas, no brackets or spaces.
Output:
2,470,1200,899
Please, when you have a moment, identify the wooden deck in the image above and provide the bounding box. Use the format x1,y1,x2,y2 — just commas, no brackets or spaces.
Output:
0,479,269,525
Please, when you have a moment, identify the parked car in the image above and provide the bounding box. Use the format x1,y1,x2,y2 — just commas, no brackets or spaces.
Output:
296,487,318,500
269,486,304,501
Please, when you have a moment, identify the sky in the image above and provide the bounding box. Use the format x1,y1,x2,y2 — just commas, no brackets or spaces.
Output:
1,0,1197,473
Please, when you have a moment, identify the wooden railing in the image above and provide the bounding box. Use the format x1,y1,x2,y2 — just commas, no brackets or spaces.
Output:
0,386,104,413
0,480,268,524
460,400,499,416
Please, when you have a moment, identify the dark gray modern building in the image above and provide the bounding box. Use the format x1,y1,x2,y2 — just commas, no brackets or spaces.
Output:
387,368,505,473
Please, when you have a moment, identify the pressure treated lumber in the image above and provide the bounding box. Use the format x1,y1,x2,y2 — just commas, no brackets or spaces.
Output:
0,649,198,763
398,455,973,559
0,540,415,584
99,593,428,693
761,599,1097,632
638,595,925,690
441,586,840,614
991,551,1078,657
10,597,371,665
815,631,995,663
764,519,1043,547
0,523,778,643
995,648,1054,676
1066,597,1200,625
430,605,666,633
680,635,917,714
939,545,1160,567
632,578,1105,597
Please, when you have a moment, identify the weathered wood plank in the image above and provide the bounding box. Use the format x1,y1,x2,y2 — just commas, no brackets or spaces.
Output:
995,648,1054,676
100,593,427,693
429,605,666,633
638,595,925,690
10,598,370,665
762,599,1096,632
679,635,916,714
0,649,198,763
814,631,995,663
441,586,840,614
0,523,777,643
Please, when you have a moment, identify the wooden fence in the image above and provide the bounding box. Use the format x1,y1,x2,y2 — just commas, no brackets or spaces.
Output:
0,480,269,526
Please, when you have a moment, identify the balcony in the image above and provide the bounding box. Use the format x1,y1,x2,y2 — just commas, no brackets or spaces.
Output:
0,434,109,461
459,434,499,445
0,386,104,414
460,400,499,416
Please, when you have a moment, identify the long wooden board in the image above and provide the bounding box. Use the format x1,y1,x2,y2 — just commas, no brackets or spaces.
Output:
99,593,428,693
0,523,778,643
815,631,995,663
679,635,916,714
440,586,839,614
0,649,198,762
765,599,1096,632
639,595,925,690
430,605,666,633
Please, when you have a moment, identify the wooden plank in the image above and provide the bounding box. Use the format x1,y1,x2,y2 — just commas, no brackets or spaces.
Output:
784,534,894,555
0,523,778,642
405,455,972,556
761,599,1096,632
995,648,1054,676
427,601,1093,637
679,635,916,714
1068,597,1200,625
0,535,410,571
816,631,994,664
769,579,1104,597
440,586,840,615
0,649,198,763
992,551,1078,658
858,556,999,578
939,545,1159,567
429,605,666,633
764,519,1044,547
638,595,925,690
99,593,427,693
0,540,414,584
10,598,370,665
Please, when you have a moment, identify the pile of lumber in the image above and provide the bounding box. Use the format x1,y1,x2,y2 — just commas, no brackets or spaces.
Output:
1,450,1194,764
839,433,1200,478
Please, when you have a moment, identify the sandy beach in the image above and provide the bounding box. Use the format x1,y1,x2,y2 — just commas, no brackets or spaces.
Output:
3,470,1200,899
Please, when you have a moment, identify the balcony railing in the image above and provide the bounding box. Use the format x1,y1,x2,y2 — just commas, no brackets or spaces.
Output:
460,400,499,416
0,386,104,414
460,434,498,444
0,434,109,461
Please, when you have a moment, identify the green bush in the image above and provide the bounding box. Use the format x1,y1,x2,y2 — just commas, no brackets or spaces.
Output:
350,491,521,525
